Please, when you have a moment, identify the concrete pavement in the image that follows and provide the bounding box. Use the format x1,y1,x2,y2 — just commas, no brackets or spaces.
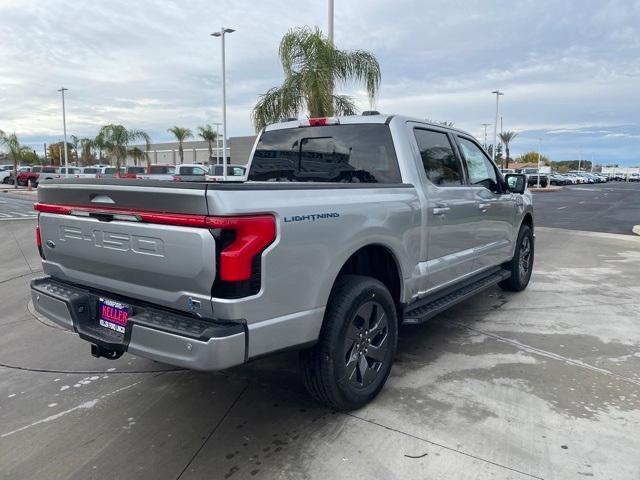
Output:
0,219,639,479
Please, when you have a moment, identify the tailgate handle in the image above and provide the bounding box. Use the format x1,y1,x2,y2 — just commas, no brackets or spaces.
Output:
90,194,115,204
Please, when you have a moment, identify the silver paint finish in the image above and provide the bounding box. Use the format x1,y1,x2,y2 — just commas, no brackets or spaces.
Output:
34,114,533,368
30,289,74,330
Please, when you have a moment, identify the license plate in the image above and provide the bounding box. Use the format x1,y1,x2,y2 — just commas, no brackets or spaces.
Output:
98,298,129,333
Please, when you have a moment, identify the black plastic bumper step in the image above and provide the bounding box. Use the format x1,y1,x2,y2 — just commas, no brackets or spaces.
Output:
403,269,511,324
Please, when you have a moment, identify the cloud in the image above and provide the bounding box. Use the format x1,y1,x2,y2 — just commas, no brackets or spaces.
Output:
0,0,639,164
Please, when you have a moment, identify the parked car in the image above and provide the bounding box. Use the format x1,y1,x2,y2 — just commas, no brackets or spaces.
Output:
31,114,534,410
96,166,123,178
136,164,176,181
172,164,211,182
18,166,58,186
549,173,571,186
0,165,15,184
119,165,147,179
629,173,640,182
78,166,101,179
205,164,247,182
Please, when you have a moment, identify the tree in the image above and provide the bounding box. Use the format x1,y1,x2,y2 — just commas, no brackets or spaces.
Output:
517,151,550,166
197,125,218,163
47,142,76,166
94,131,106,163
98,124,150,171
0,131,32,188
487,144,503,163
252,26,381,130
167,126,193,164
79,138,96,165
129,147,148,168
499,131,518,168
69,135,80,165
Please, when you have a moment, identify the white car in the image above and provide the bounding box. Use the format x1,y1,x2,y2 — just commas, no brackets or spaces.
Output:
136,165,176,181
0,165,15,183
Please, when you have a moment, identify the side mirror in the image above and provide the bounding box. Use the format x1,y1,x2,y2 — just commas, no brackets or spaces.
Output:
505,174,526,194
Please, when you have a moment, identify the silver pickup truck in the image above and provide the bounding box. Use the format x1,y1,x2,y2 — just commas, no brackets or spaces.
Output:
31,114,534,410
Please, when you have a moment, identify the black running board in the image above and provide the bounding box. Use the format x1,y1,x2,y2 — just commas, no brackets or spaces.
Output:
402,268,511,325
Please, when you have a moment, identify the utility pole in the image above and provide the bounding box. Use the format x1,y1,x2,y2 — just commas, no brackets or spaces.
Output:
328,0,334,44
211,28,235,180
212,121,222,165
57,87,69,177
481,123,491,150
43,143,47,163
491,90,504,163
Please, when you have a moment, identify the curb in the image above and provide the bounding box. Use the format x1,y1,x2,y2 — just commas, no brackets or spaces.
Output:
633,225,640,237
529,186,563,192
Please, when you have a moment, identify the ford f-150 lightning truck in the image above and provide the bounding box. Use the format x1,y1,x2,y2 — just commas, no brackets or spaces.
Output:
31,114,534,410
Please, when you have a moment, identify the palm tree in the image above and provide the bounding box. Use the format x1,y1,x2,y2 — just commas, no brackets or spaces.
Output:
94,131,106,163
0,130,29,188
70,135,80,165
499,131,518,168
197,125,217,163
79,138,94,165
98,124,150,171
252,26,381,130
129,147,148,168
168,127,193,164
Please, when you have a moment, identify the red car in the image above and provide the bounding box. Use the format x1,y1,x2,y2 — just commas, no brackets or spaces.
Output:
17,166,58,186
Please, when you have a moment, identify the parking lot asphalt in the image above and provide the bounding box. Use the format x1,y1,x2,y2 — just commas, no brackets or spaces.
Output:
0,194,37,221
533,182,640,235
1,197,640,479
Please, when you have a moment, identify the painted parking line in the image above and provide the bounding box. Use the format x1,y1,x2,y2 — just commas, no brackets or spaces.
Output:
556,206,567,210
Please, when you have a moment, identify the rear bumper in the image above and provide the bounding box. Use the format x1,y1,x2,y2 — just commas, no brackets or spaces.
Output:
30,277,246,371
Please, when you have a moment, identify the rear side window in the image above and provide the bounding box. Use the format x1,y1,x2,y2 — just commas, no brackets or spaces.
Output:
83,168,98,173
42,167,57,173
414,129,462,186
179,166,207,175
249,124,401,183
32,167,42,173
127,166,146,174
149,166,175,174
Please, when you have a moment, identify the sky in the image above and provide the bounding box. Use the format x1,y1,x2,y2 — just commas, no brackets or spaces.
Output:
1,0,639,165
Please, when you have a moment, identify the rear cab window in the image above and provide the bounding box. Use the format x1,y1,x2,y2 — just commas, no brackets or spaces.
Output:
249,124,401,183
149,166,175,175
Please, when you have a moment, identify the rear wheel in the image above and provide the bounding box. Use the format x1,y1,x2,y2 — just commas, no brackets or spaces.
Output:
300,275,397,410
499,224,534,292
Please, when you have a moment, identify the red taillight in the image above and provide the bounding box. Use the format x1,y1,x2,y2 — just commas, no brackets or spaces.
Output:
33,203,276,283
173,176,181,182
206,216,276,281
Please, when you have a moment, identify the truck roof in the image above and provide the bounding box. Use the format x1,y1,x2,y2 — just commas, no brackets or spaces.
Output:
263,113,473,138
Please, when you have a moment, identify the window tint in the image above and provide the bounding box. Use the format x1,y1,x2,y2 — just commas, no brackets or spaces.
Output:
83,168,98,173
413,129,462,186
42,167,57,173
457,137,499,192
179,166,206,175
127,166,146,174
249,124,401,183
104,167,117,174
212,165,245,176
149,166,175,174
32,167,42,173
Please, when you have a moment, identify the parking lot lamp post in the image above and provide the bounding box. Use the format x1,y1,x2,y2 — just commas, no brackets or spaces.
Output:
57,87,69,177
328,0,334,44
212,121,222,165
211,28,235,180
536,138,542,188
481,123,491,150
491,90,504,163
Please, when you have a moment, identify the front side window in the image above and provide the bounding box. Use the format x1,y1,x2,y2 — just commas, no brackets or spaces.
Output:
180,166,207,175
413,129,462,186
457,137,500,192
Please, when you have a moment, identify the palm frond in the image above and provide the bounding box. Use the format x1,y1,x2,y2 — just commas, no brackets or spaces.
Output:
332,94,358,116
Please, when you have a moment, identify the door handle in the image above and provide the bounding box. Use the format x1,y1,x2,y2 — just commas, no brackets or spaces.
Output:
432,205,450,215
478,203,491,210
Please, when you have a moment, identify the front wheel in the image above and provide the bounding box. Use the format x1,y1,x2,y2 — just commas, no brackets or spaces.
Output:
300,275,398,410
499,224,534,292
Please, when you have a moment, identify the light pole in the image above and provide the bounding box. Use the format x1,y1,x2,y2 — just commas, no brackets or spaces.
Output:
211,27,235,181
58,87,69,177
536,137,542,188
328,0,334,44
481,123,491,150
212,121,222,165
491,90,504,163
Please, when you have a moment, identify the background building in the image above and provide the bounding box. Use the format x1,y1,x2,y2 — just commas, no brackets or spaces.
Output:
125,135,257,166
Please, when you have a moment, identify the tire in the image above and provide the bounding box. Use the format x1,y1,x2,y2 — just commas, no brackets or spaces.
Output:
300,275,398,410
499,224,534,292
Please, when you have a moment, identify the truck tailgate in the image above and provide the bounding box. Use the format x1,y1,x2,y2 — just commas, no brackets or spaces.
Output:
36,180,217,317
